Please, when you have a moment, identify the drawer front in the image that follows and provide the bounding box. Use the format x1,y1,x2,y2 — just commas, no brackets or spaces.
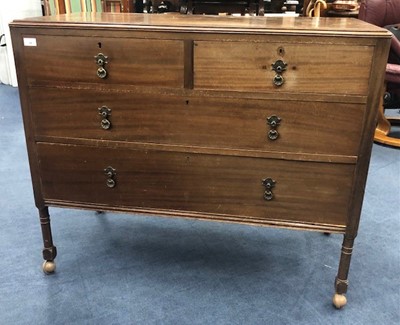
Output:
37,143,354,226
23,35,184,87
194,41,373,95
31,88,364,156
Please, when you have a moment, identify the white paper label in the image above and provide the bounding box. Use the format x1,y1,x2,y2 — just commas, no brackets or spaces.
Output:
23,38,37,47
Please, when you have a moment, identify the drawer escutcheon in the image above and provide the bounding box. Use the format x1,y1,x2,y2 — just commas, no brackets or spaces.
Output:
262,178,276,201
98,106,112,130
266,115,281,141
271,59,287,87
104,166,116,188
95,53,108,67
271,59,287,74
94,53,108,79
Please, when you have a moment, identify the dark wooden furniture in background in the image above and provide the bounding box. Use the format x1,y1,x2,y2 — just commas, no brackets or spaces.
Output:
304,0,359,17
326,9,359,17
10,13,390,308
102,0,133,12
359,0,400,147
179,0,264,15
42,0,284,14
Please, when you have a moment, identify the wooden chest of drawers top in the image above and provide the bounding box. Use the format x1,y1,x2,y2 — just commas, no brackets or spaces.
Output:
13,12,386,34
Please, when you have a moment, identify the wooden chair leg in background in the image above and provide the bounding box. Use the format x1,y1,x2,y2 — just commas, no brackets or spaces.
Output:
374,93,400,148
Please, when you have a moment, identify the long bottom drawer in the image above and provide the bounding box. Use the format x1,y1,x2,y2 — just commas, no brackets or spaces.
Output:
37,143,354,227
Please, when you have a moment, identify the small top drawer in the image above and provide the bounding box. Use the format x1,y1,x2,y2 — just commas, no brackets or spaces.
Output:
22,35,184,88
194,40,373,95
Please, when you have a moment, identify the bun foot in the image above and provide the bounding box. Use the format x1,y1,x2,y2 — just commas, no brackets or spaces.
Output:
42,260,56,274
332,293,347,309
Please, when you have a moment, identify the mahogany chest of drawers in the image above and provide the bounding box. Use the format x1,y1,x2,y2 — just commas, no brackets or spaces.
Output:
10,13,390,308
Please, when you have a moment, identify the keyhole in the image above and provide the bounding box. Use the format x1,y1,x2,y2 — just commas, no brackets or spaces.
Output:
98,42,102,48
277,46,285,56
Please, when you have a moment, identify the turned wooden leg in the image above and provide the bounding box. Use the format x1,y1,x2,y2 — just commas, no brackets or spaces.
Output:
333,235,355,309
39,207,57,274
375,102,391,135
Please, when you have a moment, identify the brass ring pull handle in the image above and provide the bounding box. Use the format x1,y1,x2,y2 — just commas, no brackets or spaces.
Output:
273,74,284,86
98,106,111,130
94,53,108,79
271,59,287,87
267,115,281,141
106,178,116,188
268,129,279,140
104,166,116,188
101,119,111,130
264,190,274,201
262,178,276,201
97,67,107,79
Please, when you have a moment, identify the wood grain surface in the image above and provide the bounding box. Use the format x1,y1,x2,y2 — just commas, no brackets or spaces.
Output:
37,142,354,227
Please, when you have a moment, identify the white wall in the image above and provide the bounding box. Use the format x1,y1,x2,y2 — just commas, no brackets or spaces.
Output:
0,0,42,86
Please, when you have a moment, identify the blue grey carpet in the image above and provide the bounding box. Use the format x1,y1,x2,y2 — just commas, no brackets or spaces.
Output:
0,83,399,324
